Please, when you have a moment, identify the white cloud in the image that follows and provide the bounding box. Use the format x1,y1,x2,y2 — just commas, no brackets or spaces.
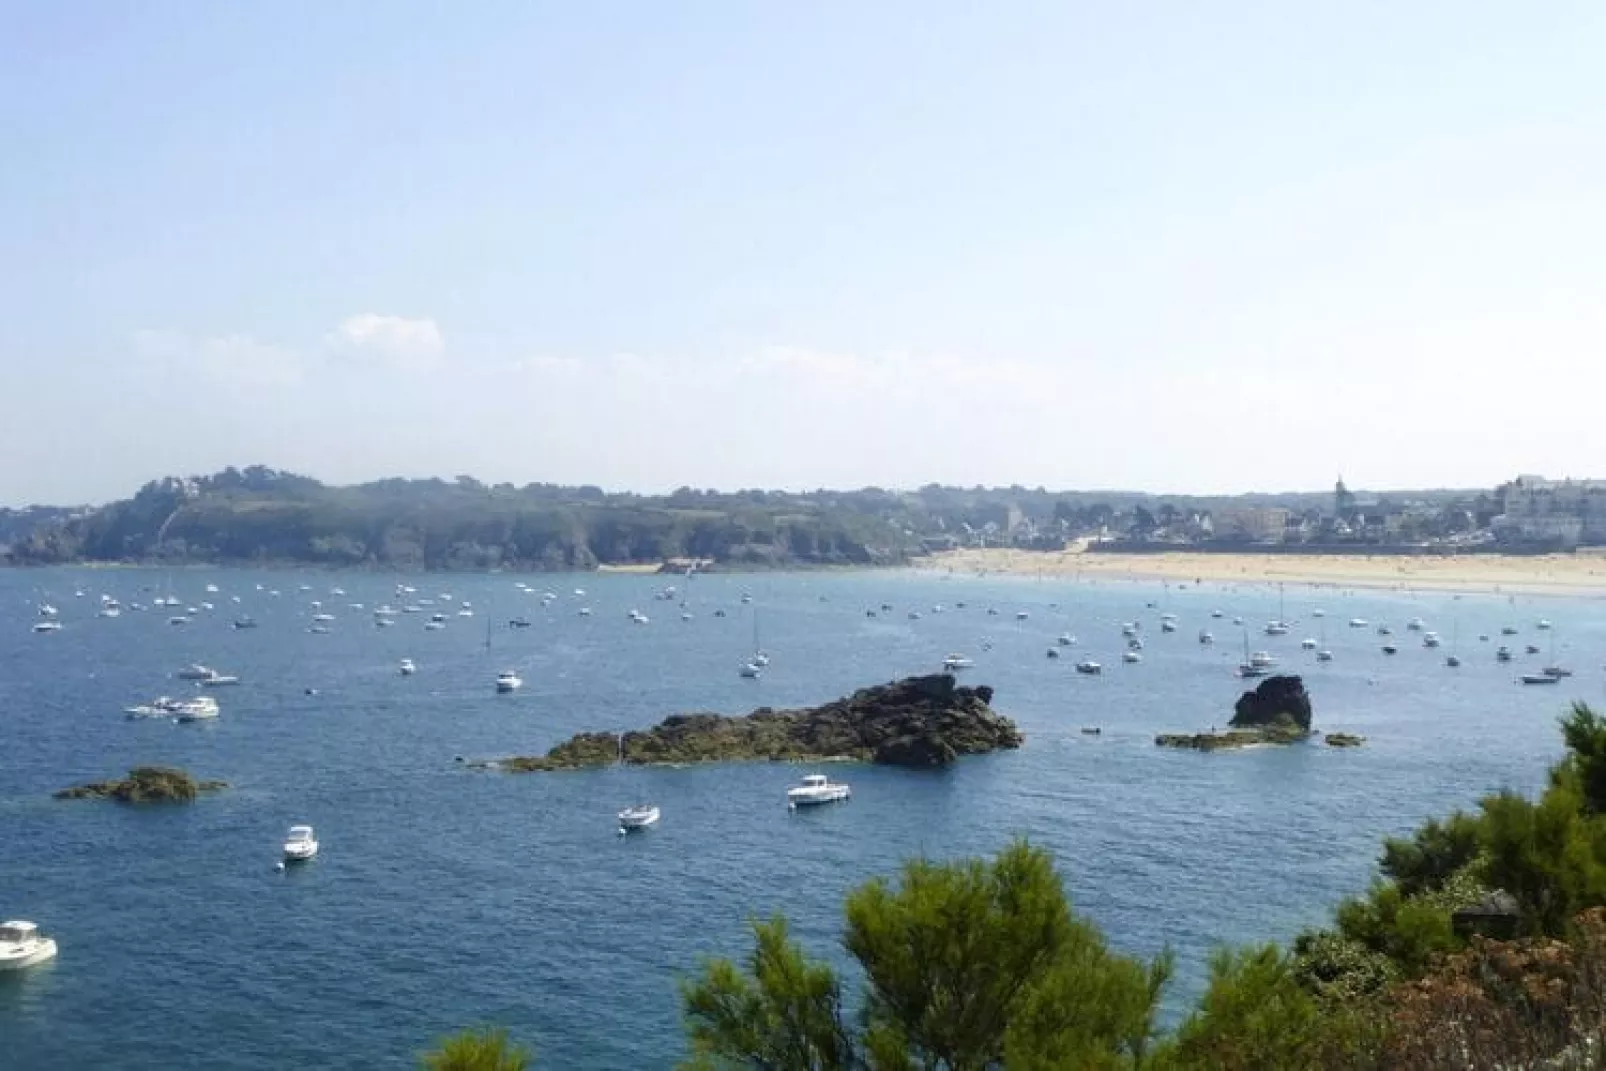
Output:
324,314,444,368
132,328,304,387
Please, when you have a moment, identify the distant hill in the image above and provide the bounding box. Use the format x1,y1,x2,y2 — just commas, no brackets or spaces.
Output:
0,466,917,570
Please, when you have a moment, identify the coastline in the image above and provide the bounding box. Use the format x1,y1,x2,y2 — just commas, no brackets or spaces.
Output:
926,546,1606,597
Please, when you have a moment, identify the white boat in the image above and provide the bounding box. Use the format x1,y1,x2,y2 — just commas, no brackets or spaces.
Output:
1122,651,1141,663
168,616,189,626
617,804,660,831
787,773,850,808
1349,618,1368,628
1300,638,1317,650
174,697,220,722
1249,651,1275,668
1422,632,1442,649
37,604,58,618
1407,618,1426,632
1312,609,1326,618
282,825,319,862
1074,660,1102,675
739,662,762,678
98,607,121,618
1015,611,1029,621
0,921,58,971
1057,633,1076,646
629,610,650,625
1198,630,1214,645
198,672,240,687
1264,621,1290,636
31,621,61,633
495,671,523,692
399,658,417,676
311,613,335,623
1316,649,1334,662
177,664,216,681
942,654,974,670
1160,619,1178,633
1537,620,1554,631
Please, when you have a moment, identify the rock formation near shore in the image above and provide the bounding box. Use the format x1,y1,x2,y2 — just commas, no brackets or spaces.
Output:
54,766,227,802
501,675,1022,772
1156,675,1316,751
1231,675,1313,732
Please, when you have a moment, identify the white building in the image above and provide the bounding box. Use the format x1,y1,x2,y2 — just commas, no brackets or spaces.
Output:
1494,475,1606,546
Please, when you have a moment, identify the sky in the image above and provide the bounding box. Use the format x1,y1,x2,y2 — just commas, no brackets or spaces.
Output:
4,2,1606,505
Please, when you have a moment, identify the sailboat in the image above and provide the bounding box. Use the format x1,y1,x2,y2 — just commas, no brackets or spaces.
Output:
750,607,769,667
1263,583,1289,636
1238,631,1269,677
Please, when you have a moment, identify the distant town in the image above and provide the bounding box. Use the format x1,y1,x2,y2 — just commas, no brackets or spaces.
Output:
917,475,1606,556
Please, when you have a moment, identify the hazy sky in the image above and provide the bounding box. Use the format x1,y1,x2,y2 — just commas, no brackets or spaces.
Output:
4,3,1606,505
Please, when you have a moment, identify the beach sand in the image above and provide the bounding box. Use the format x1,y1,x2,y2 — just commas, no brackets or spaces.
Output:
927,546,1606,597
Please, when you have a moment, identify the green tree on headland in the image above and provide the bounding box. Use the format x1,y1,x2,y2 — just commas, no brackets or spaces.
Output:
681,840,1172,1069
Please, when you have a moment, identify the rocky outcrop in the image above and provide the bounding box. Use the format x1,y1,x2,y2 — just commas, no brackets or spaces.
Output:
1325,733,1365,748
1156,725,1310,751
54,766,227,802
1231,675,1313,733
503,675,1021,772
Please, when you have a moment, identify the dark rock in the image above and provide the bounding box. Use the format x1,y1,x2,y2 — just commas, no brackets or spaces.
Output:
504,674,1021,772
1231,675,1312,732
1325,733,1365,748
55,766,227,802
1156,728,1307,751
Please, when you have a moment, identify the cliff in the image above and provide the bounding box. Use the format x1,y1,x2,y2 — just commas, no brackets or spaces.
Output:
502,675,1022,772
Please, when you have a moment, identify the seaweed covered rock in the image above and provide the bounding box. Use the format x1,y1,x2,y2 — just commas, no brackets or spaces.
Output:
55,766,227,802
1231,675,1313,733
504,675,1020,772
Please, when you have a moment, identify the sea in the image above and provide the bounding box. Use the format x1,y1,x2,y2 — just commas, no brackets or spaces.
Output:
1,565,1599,1068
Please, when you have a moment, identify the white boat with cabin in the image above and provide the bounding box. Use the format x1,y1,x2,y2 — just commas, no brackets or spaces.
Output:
495,671,523,693
282,825,319,862
787,773,851,808
617,804,660,831
942,654,974,671
399,658,416,676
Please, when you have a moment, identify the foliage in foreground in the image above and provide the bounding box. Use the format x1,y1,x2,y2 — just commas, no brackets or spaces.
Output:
419,1027,531,1071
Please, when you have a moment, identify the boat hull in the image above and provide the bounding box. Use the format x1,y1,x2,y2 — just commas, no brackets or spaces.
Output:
787,788,851,806
0,940,57,971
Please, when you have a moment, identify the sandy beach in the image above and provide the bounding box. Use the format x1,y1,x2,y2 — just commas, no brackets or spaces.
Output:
927,546,1606,597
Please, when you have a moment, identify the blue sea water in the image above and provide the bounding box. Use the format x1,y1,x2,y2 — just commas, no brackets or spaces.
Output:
1,565,1601,1068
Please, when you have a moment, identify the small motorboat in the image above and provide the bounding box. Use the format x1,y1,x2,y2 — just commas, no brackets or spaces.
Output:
495,671,523,693
1496,646,1514,662
787,773,850,808
739,663,762,678
1381,644,1399,655
1300,638,1317,650
1074,660,1102,675
1349,618,1368,628
173,697,220,722
508,618,532,629
1537,620,1554,631
31,621,62,634
1160,619,1178,633
1046,648,1061,659
1316,650,1334,663
1211,610,1224,619
1238,662,1269,678
1526,644,1542,655
617,804,660,832
198,672,240,687
1377,625,1393,636
1422,633,1442,649
1406,618,1426,631
1501,626,1519,636
1056,633,1076,646
0,921,58,971
1264,621,1289,636
1198,630,1214,645
1446,655,1462,667
399,658,416,676
1544,666,1574,679
1521,673,1560,685
1122,651,1141,664
942,654,975,671
282,825,319,862
1249,651,1276,668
